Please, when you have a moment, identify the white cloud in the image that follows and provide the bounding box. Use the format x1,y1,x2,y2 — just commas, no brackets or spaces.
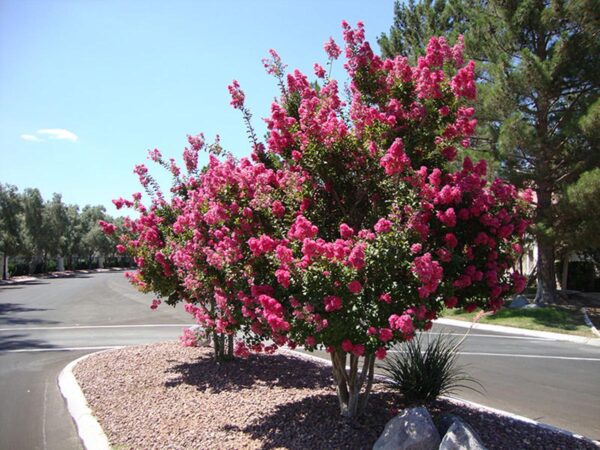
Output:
20,134,43,142
20,128,79,143
37,128,78,142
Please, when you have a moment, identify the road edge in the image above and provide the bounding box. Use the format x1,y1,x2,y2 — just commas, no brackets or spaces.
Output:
435,317,600,346
58,353,111,450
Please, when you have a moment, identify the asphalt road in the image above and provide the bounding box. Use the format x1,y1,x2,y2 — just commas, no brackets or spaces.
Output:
0,271,191,450
1,272,599,449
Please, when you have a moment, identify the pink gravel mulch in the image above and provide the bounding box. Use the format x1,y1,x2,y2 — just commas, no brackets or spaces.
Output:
73,342,599,450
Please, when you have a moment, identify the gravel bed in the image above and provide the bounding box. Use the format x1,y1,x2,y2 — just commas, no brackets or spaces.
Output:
73,342,598,450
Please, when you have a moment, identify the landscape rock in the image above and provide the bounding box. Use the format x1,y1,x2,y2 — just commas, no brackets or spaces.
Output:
509,295,530,308
373,406,440,450
439,415,487,450
436,413,463,436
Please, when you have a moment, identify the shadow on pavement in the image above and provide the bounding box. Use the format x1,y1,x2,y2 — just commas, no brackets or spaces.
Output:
0,333,57,352
0,280,50,288
0,303,59,327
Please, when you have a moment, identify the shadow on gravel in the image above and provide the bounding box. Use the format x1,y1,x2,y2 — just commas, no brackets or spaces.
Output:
164,352,334,393
234,392,391,450
0,333,57,352
0,303,59,326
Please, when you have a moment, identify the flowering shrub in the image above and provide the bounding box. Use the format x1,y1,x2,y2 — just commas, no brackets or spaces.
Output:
107,22,530,417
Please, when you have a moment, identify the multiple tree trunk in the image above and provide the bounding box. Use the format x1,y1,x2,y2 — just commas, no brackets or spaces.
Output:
330,350,376,417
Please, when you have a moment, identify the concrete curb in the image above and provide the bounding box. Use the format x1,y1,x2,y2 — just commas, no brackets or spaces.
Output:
435,317,600,346
58,353,111,450
287,348,600,446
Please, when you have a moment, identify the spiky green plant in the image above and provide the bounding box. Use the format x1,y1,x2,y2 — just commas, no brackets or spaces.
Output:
380,333,482,406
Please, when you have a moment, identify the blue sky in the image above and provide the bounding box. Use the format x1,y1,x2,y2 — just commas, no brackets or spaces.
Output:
0,0,397,217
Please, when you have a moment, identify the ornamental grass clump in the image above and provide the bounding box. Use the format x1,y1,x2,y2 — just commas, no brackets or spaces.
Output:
380,333,482,406
102,21,531,418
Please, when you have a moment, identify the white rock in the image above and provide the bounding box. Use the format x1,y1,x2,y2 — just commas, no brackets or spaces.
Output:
373,407,440,450
439,417,487,450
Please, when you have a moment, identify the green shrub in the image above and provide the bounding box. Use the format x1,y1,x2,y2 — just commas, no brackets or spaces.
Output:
380,333,482,406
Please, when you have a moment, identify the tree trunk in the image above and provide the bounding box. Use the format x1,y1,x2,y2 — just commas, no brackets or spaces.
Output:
535,240,558,304
561,252,569,291
330,349,376,418
2,253,8,280
57,256,65,272
227,334,234,358
211,332,234,362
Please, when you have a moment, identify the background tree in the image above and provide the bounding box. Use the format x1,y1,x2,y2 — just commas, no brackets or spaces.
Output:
44,193,69,270
80,205,115,268
0,184,23,279
21,188,50,273
380,0,600,303
556,168,600,287
62,204,84,269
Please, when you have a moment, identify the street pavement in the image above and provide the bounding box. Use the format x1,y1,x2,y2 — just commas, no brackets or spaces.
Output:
1,272,599,449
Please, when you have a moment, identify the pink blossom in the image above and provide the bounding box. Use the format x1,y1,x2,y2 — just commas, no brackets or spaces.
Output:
339,223,354,239
374,218,392,233
437,208,457,227
305,336,317,347
347,280,362,294
444,233,458,248
348,243,366,269
379,328,393,342
444,296,458,308
288,215,318,240
150,299,161,310
410,243,422,254
314,63,326,78
412,253,443,298
271,200,285,218
375,347,387,360
324,295,343,312
451,61,476,99
341,339,353,352
389,314,414,335
98,220,116,235
234,341,251,358
379,293,391,303
228,80,245,109
275,267,291,288
324,37,342,59
380,138,410,176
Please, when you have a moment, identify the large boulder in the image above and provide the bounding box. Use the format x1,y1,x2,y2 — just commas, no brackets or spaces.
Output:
438,416,487,450
373,407,440,450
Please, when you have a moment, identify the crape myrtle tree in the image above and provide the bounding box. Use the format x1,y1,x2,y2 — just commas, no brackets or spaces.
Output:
107,22,529,418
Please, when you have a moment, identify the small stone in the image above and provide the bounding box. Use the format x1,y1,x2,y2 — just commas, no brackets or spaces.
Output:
373,406,440,450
